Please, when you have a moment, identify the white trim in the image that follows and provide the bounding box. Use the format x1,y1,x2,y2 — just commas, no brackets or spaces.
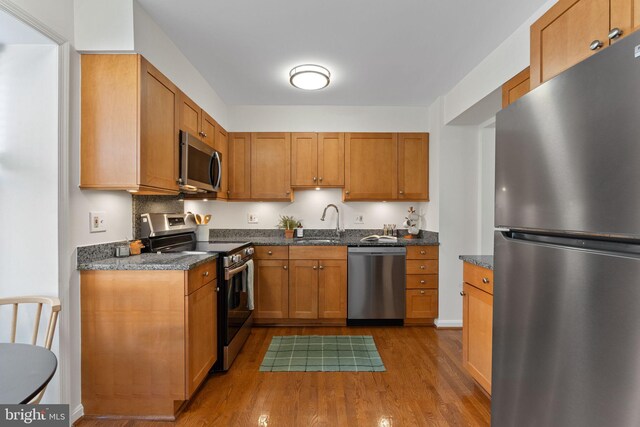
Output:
71,404,84,424
434,319,463,328
0,0,65,44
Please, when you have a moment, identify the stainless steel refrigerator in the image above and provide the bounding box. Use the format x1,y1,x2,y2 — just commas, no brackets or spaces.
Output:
493,31,640,427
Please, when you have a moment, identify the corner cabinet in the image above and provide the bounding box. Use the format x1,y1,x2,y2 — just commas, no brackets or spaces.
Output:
81,260,218,419
461,262,494,395
398,133,429,200
530,0,640,88
228,133,252,200
81,54,179,194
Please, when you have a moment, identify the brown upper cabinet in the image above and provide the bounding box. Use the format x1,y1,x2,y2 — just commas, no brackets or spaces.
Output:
345,133,429,201
251,133,292,201
81,54,179,194
228,133,252,200
291,132,345,187
214,125,229,200
530,0,640,88
345,133,398,201
178,92,219,148
398,133,429,200
502,67,531,108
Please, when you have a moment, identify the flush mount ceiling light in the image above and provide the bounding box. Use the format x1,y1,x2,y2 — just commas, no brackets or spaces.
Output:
289,64,331,90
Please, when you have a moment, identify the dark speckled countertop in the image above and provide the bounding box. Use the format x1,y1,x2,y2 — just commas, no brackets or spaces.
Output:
459,255,494,270
78,253,218,271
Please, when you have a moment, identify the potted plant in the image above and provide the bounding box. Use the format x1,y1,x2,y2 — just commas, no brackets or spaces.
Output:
278,215,299,239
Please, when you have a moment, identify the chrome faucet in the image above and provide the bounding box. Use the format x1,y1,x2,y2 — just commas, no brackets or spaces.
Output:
321,204,343,237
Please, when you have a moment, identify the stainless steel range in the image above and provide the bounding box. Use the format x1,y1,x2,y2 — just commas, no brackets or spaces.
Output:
140,213,254,371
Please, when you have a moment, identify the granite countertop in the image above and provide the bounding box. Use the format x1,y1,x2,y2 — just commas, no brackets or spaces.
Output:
208,235,439,247
459,255,494,270
78,253,218,271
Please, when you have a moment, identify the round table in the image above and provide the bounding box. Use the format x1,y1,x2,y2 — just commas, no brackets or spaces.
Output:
0,343,57,403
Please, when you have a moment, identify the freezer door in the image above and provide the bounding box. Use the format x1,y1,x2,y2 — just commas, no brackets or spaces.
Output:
493,232,640,427
495,30,640,238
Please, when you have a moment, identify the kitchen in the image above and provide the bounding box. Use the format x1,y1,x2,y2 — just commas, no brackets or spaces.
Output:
1,0,639,426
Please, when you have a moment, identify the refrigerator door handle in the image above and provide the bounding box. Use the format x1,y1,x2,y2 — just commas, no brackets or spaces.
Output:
503,231,640,258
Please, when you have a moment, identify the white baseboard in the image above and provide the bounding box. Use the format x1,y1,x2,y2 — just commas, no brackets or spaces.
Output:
71,404,84,424
435,319,462,328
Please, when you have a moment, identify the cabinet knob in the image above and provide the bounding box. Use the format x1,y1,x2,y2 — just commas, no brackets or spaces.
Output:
345,190,350,195
268,251,273,255
203,271,209,277
589,40,604,51
460,291,465,296
420,265,425,270
420,280,426,284
420,250,426,255
319,177,323,182
313,265,317,270
216,287,220,292
319,265,324,270
313,177,317,182
420,290,425,295
283,265,288,270
608,27,623,40
399,190,404,194
482,277,490,284
286,191,291,195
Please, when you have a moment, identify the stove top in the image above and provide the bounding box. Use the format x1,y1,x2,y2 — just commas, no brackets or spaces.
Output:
195,241,252,254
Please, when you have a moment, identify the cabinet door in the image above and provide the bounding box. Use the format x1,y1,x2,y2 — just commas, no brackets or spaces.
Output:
291,133,318,187
228,133,251,199
345,133,397,200
254,260,289,319
462,283,493,394
251,133,292,200
610,0,640,43
502,67,531,108
139,59,179,192
201,111,216,148
178,91,202,137
530,0,610,88
397,133,429,201
215,126,229,200
406,289,438,319
318,133,344,187
186,281,217,398
318,260,346,319
289,260,319,319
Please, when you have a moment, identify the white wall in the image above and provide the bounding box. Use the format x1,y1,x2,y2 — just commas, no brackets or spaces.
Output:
74,0,134,51
228,105,429,132
0,43,60,400
185,189,429,233
479,125,496,254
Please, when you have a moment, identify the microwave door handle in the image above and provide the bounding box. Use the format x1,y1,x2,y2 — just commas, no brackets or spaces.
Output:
214,151,222,190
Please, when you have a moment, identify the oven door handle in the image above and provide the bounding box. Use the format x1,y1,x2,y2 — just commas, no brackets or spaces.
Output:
225,263,248,280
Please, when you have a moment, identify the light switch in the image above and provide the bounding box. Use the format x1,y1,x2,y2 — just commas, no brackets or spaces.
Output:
90,211,107,233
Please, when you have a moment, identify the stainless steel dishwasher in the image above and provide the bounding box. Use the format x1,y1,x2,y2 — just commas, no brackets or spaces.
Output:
347,247,406,325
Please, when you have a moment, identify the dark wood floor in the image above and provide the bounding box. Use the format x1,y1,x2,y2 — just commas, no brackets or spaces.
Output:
76,326,490,427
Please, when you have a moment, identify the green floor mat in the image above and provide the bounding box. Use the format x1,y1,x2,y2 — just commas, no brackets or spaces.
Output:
259,335,386,372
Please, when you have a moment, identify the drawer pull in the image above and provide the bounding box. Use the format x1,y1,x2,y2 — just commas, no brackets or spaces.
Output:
482,277,490,284
420,250,426,255
268,251,273,255
420,290,425,295
420,265,425,270
589,40,604,51
203,271,209,277
420,280,425,284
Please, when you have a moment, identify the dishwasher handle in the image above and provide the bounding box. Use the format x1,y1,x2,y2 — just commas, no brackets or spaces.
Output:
348,247,407,255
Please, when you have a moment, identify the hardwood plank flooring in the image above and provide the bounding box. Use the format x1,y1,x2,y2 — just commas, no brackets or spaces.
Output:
75,326,490,427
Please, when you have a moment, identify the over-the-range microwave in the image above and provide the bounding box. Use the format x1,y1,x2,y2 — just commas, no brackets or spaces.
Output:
178,130,221,193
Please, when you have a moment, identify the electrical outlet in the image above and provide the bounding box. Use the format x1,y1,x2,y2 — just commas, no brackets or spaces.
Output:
355,214,364,224
90,211,106,233
248,213,258,224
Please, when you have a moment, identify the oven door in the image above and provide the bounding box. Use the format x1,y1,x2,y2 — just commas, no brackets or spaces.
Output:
224,262,252,344
179,130,221,192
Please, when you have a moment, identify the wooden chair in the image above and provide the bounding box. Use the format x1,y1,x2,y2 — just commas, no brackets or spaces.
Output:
0,296,61,403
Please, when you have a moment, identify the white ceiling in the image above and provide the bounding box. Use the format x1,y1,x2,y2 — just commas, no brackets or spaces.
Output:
0,10,55,44
136,0,547,107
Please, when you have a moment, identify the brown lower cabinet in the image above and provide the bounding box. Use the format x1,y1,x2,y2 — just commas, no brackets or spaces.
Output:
462,262,494,395
254,246,347,325
80,260,217,419
405,246,439,324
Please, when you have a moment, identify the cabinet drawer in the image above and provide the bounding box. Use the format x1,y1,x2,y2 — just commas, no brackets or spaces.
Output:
289,246,347,260
406,274,438,289
406,289,438,319
406,260,438,275
255,246,289,260
406,246,439,260
187,260,216,295
463,262,493,295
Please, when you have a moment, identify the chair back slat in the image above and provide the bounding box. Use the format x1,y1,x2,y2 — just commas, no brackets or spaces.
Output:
32,303,43,345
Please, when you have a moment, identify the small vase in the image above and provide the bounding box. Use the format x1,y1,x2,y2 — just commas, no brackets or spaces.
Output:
284,229,295,239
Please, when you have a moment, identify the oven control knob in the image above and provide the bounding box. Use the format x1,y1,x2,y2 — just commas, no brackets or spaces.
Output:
245,248,254,256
